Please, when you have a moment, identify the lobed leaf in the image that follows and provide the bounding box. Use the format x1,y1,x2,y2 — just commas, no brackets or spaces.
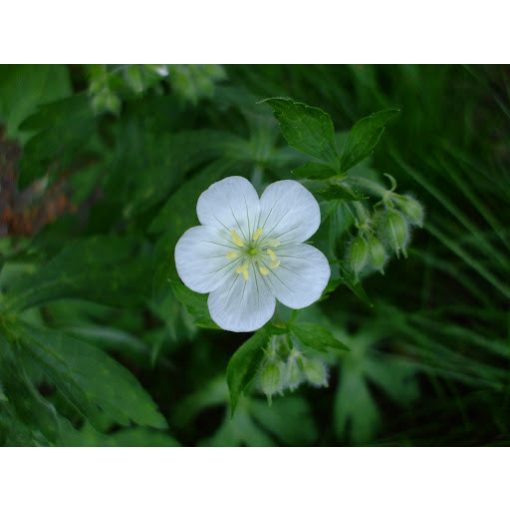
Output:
263,97,339,164
341,108,400,171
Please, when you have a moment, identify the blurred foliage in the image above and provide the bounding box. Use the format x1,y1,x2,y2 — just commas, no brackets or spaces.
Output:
0,64,509,446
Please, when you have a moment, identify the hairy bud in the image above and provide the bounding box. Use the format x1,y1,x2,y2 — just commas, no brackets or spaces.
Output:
302,357,329,388
377,209,410,257
348,236,369,279
367,234,387,273
259,359,284,403
393,194,425,227
285,350,304,391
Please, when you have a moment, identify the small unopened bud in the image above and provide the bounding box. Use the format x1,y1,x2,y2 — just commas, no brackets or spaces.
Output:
302,358,329,388
393,194,425,227
377,209,410,257
285,350,304,391
259,360,284,404
367,234,387,273
348,236,369,279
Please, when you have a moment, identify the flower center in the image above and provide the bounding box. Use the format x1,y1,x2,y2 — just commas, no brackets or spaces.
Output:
226,228,281,281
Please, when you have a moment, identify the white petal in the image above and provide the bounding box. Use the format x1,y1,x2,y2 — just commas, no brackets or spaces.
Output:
258,180,321,244
266,243,330,309
208,265,276,332
197,176,260,241
174,226,238,293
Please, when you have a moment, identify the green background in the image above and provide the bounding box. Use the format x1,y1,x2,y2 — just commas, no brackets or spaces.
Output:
0,64,508,446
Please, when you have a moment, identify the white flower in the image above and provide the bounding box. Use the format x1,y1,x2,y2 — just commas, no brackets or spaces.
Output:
174,176,331,332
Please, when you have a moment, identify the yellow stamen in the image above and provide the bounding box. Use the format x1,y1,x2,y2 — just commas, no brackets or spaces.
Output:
230,229,245,248
266,248,280,269
252,227,263,241
259,264,269,276
235,262,250,281
266,248,277,261
226,251,238,260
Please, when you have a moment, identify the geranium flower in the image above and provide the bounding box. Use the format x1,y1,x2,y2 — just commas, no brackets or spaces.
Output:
174,176,330,332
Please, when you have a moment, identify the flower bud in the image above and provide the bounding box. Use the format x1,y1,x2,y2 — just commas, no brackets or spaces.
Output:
285,350,304,391
259,359,285,403
348,236,369,279
377,209,410,257
302,357,329,388
367,234,387,273
393,194,425,227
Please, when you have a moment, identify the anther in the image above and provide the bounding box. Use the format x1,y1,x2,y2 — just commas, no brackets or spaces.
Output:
266,248,281,269
226,251,239,260
266,248,277,261
235,262,250,281
259,264,269,276
230,229,245,248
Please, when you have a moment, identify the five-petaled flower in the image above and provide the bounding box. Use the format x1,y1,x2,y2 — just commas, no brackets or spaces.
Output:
174,176,331,332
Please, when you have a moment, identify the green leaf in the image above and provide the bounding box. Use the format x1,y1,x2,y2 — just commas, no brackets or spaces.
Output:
263,97,339,164
17,94,96,187
290,323,349,353
150,158,238,235
61,424,179,446
170,279,218,329
2,236,152,312
329,261,373,307
249,396,318,445
0,351,63,445
106,126,240,219
226,328,271,415
0,64,72,141
334,324,418,443
341,108,400,171
291,161,338,179
18,322,167,429
303,177,365,201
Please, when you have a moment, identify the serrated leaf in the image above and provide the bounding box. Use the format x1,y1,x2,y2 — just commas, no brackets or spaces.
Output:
290,322,349,353
17,322,167,429
263,97,339,164
341,108,400,171
226,328,271,415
